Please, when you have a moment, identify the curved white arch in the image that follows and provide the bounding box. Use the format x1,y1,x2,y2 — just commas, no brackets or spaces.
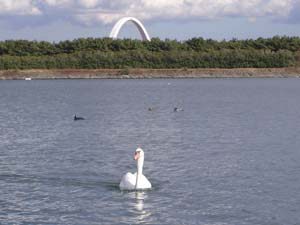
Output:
109,17,151,41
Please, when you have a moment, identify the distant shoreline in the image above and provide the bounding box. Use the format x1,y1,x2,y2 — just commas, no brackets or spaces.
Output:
1,68,300,80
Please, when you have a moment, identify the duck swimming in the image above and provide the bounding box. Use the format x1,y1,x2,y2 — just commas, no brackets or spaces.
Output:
74,114,85,121
174,107,184,112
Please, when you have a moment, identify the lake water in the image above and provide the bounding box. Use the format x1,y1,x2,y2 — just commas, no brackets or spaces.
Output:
0,78,300,225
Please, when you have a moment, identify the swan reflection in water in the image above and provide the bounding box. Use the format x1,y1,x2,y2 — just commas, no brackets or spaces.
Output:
128,191,152,224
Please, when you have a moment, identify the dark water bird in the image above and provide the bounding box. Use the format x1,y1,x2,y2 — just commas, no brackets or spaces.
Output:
74,114,85,121
174,107,183,112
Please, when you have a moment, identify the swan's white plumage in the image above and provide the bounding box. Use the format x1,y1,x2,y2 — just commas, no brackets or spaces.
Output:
119,148,152,191
119,172,151,191
120,172,136,190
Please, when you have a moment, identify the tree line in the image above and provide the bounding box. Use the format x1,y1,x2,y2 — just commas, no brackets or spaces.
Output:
0,36,299,69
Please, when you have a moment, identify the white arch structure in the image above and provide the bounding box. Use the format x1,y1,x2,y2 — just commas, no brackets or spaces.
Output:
109,17,151,41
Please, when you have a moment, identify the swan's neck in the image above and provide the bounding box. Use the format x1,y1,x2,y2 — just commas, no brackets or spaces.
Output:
135,156,144,189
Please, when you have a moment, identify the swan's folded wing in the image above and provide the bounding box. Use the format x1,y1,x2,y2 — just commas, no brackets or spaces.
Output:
119,172,136,190
139,174,152,189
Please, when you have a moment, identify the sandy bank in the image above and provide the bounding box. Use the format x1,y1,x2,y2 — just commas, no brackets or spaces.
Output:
1,68,300,80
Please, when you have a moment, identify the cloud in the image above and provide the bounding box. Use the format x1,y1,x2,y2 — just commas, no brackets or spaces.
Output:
0,0,41,15
285,0,300,23
0,0,298,27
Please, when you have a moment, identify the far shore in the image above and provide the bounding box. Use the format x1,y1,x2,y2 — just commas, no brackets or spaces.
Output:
1,67,300,80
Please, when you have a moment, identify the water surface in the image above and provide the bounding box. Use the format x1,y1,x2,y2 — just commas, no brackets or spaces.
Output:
0,78,300,225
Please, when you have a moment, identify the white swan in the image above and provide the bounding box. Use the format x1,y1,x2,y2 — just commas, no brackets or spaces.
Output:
119,147,152,191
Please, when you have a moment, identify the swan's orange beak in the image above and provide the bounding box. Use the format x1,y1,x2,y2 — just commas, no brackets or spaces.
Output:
134,151,140,160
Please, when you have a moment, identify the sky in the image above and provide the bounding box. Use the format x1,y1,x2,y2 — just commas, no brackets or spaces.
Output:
0,0,299,41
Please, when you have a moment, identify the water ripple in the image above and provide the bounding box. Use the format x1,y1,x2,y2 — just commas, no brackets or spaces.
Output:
1,79,300,224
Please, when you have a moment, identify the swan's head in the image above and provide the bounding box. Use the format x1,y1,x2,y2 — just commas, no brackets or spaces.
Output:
134,147,144,161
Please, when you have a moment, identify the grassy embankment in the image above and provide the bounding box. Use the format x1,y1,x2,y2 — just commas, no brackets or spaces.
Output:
0,36,299,79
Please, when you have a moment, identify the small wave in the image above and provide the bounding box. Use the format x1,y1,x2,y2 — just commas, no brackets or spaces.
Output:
0,173,121,191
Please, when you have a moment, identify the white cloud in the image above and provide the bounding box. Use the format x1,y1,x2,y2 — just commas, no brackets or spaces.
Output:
264,0,293,16
77,0,99,8
0,0,298,26
0,0,41,15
